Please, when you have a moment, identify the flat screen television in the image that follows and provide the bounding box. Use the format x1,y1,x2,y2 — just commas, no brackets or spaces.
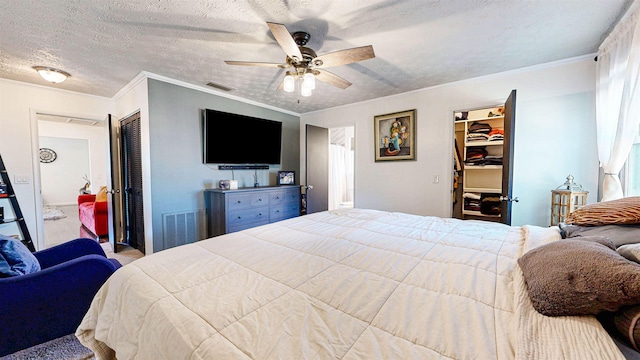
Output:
202,109,282,164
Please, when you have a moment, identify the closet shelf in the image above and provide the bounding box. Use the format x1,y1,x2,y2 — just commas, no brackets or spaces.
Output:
463,187,502,193
464,165,502,170
464,140,504,147
455,115,504,123
462,210,500,217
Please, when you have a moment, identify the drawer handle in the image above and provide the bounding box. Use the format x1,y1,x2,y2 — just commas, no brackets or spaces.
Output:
275,196,280,199
258,213,262,216
237,200,242,204
276,210,280,213
258,198,262,201
237,216,242,219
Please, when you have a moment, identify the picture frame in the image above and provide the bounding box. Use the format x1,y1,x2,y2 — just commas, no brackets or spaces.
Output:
278,171,295,185
374,109,416,161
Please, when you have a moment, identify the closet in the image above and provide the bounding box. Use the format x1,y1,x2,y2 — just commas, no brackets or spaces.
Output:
452,90,517,225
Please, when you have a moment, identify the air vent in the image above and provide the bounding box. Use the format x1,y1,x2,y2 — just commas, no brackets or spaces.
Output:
206,82,235,92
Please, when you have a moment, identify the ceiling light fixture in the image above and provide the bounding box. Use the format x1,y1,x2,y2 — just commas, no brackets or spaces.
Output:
32,66,71,83
283,69,316,97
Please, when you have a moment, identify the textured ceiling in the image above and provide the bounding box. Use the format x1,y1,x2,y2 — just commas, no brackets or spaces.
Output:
0,0,632,114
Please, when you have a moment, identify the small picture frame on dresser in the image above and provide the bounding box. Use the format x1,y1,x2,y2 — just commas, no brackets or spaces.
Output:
278,171,295,185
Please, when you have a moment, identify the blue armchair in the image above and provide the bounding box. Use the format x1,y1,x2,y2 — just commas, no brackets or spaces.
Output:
0,238,121,357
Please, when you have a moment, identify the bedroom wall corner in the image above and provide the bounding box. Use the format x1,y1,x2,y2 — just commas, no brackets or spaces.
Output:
114,76,151,253
146,79,300,252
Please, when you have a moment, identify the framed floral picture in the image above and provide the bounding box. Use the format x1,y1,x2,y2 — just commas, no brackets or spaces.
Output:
374,109,416,161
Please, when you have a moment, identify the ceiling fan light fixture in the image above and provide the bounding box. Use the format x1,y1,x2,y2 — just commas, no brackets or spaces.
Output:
283,72,295,92
32,66,70,83
300,84,312,97
303,71,316,90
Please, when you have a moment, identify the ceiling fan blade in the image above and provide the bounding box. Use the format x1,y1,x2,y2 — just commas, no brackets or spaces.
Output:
314,45,375,68
224,61,288,68
315,70,352,89
267,22,303,62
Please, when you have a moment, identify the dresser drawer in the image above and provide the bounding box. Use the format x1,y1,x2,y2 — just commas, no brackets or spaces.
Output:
270,203,300,221
250,192,269,207
228,207,269,227
282,188,300,203
227,193,253,210
269,190,286,206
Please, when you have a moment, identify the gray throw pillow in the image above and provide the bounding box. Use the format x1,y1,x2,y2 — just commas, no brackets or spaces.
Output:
617,244,640,263
560,223,640,247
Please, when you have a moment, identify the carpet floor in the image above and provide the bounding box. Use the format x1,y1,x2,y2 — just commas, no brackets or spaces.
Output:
0,334,94,360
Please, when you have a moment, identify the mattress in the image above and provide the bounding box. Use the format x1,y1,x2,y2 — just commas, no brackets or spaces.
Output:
76,208,624,359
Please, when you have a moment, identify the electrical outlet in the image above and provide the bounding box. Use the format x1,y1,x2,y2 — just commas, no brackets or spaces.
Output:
432,175,439,184
14,175,29,184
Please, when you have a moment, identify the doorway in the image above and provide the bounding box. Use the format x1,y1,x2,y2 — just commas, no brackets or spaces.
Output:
329,127,355,210
36,114,107,247
305,124,356,214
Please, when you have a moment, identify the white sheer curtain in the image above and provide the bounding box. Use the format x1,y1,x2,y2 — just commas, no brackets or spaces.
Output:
596,1,640,201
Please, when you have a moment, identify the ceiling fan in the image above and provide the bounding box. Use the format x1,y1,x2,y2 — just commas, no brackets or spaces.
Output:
225,22,375,95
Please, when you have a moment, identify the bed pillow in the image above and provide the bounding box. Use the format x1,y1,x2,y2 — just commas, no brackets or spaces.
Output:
603,305,640,351
617,243,640,263
95,186,108,202
0,235,40,277
560,223,640,247
518,236,640,316
564,196,640,226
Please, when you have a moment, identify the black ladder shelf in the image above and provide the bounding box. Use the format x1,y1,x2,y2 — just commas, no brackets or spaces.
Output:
0,154,35,252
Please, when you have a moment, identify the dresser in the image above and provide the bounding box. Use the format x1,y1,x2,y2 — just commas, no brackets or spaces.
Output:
204,186,301,237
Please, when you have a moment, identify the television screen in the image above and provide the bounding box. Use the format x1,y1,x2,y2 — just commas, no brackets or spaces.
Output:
202,109,282,164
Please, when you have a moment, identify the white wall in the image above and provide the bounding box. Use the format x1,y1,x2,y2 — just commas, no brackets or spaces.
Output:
300,57,599,227
38,120,108,202
0,79,114,250
38,136,90,205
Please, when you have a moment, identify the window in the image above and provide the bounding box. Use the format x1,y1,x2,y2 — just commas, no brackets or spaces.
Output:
625,124,640,196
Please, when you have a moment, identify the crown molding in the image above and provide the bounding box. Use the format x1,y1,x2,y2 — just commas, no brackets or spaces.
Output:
114,71,300,117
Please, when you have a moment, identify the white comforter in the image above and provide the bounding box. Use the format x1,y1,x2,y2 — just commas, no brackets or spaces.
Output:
77,209,624,359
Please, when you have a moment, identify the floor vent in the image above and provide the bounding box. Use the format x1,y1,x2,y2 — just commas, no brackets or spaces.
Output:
206,82,235,92
162,209,207,249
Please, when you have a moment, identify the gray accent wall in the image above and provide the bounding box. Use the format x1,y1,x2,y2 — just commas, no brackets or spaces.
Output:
147,79,300,252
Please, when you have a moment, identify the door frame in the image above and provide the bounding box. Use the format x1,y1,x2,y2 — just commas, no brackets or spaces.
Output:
301,121,357,213
29,108,108,250
106,114,126,251
448,95,516,223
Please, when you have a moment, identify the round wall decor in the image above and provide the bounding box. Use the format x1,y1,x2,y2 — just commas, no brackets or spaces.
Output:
39,148,57,163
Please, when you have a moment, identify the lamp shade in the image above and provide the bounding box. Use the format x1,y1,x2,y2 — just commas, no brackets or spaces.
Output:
33,66,70,83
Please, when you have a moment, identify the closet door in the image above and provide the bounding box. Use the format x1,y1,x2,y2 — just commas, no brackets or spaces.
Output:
121,113,145,254
500,90,517,225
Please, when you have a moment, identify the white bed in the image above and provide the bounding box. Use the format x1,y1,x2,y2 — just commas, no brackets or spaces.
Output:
76,208,625,359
